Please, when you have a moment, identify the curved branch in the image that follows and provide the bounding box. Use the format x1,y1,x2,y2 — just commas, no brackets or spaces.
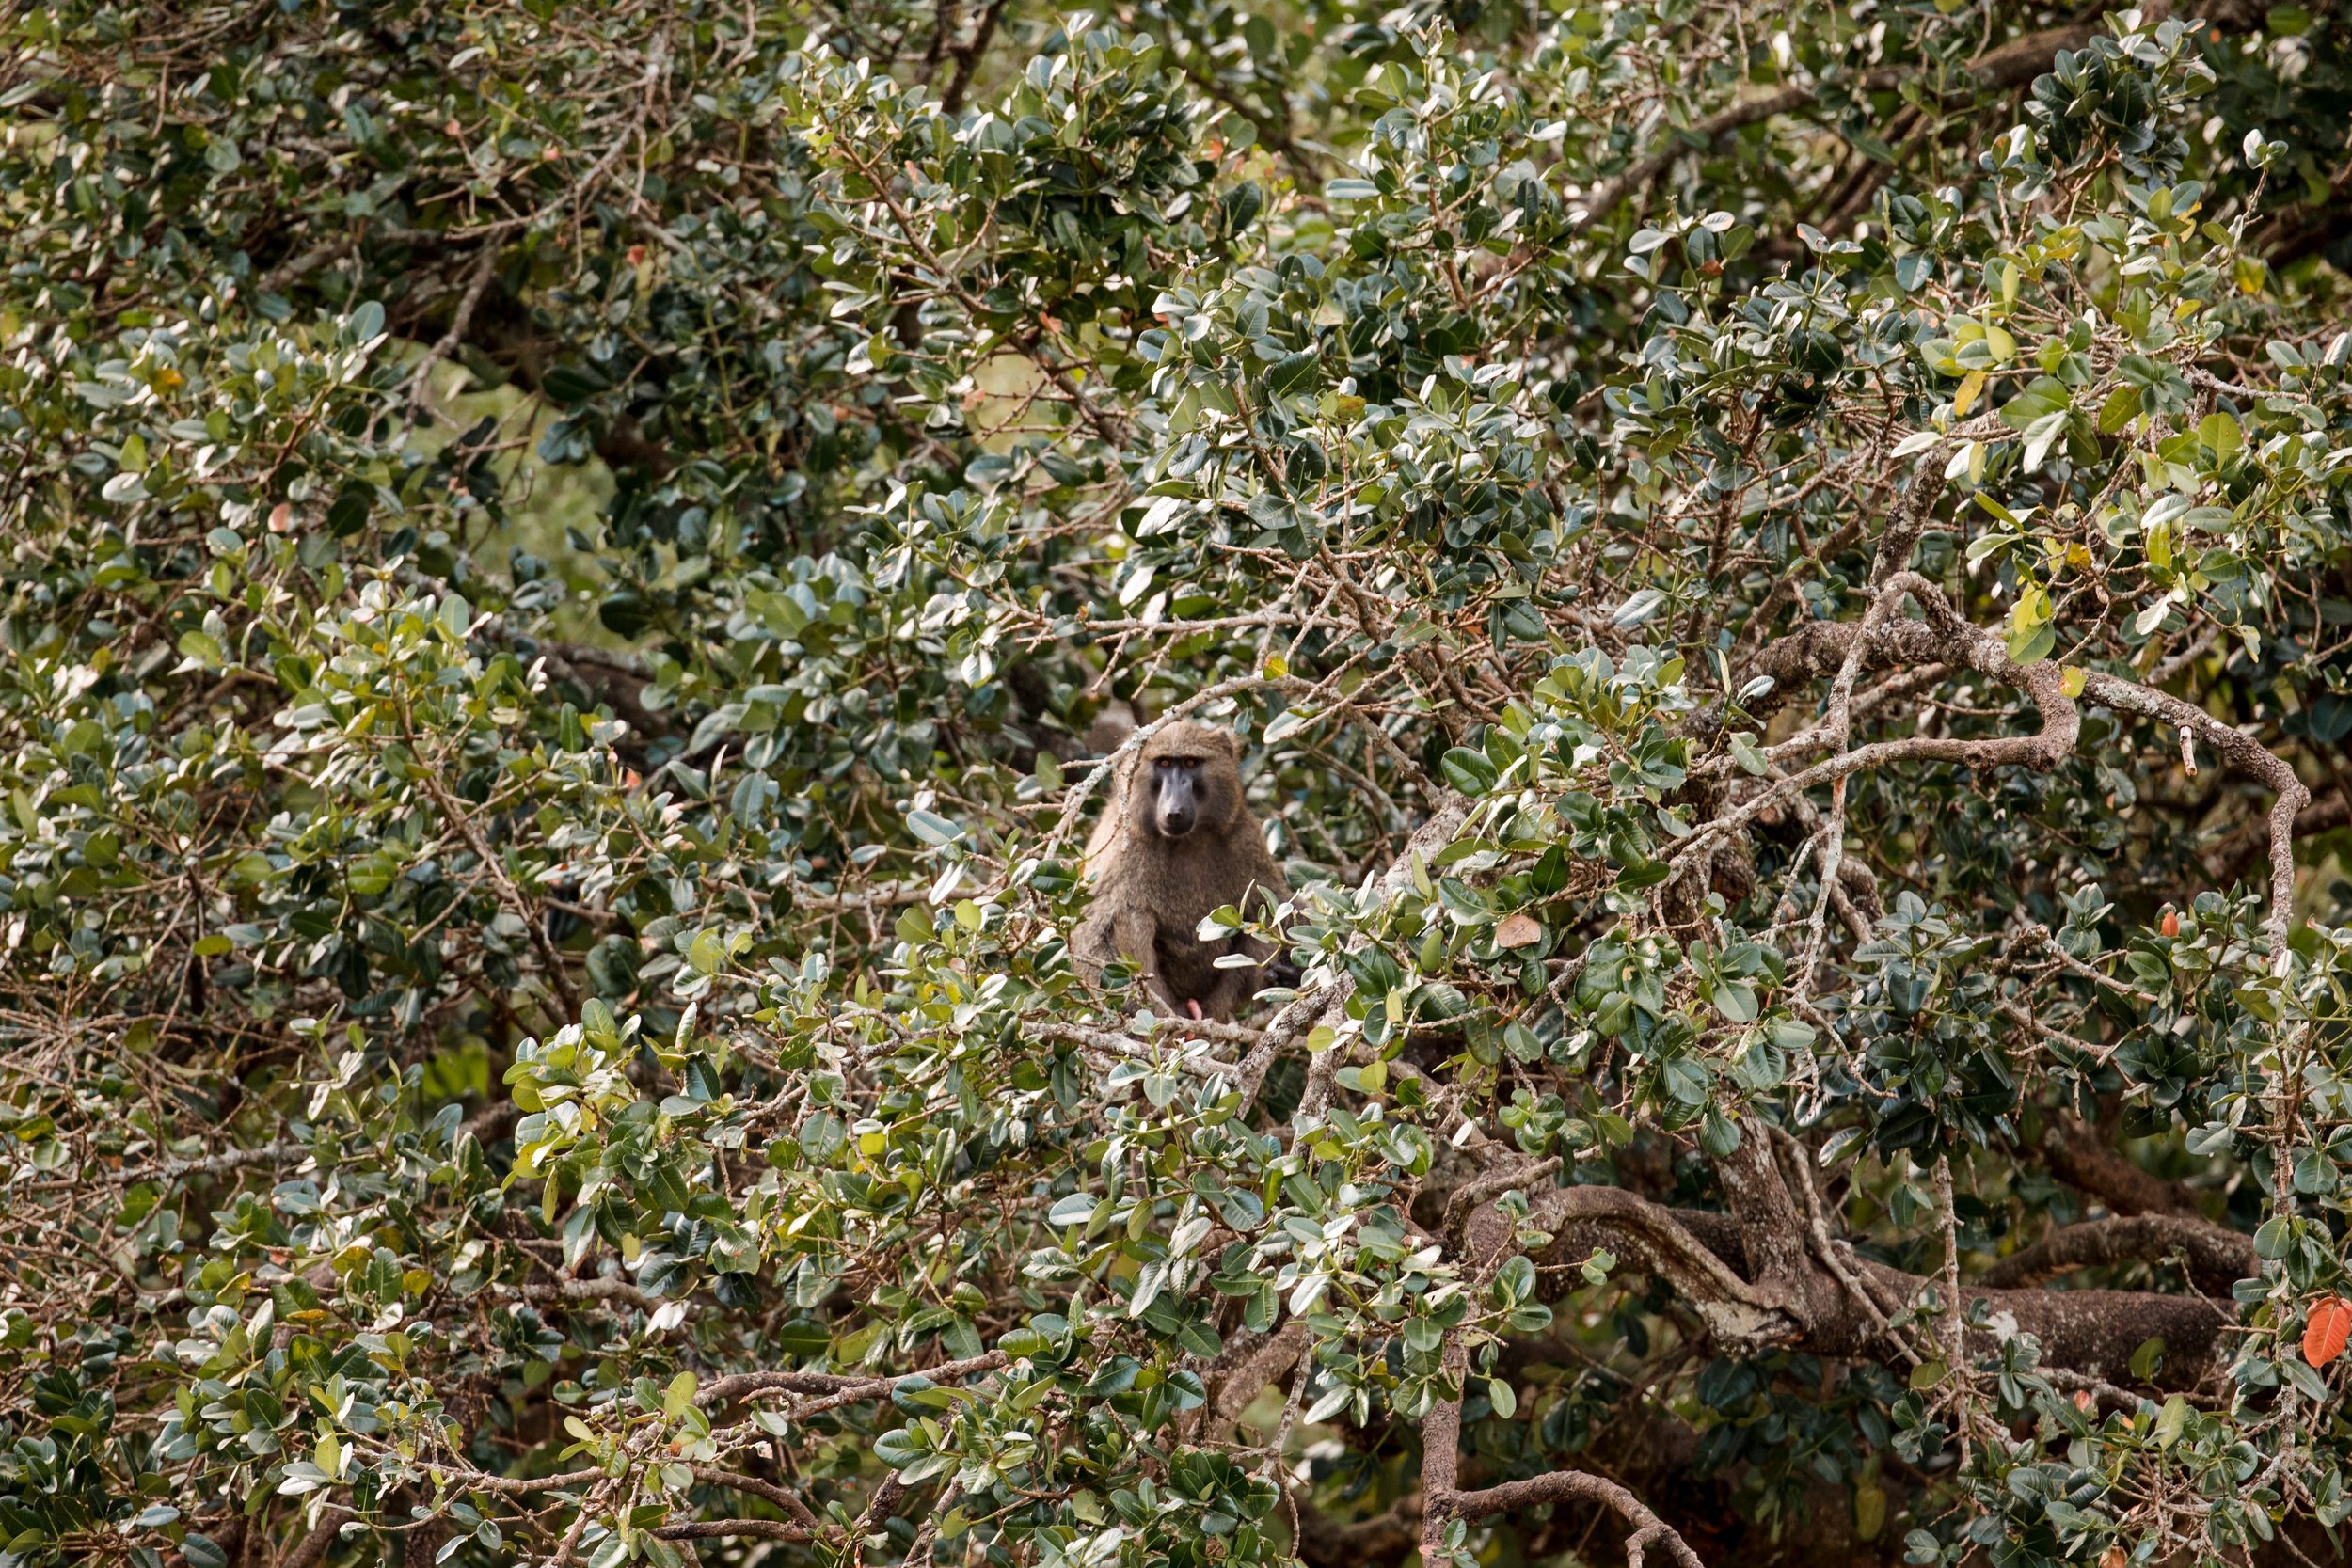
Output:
1738,588,2311,968
1446,1471,1705,1568
2080,670,2310,971
2043,1113,2204,1219
684,1468,827,1532
1979,1214,2255,1297
1687,577,2080,868
1422,1327,1705,1568
1474,1172,2233,1388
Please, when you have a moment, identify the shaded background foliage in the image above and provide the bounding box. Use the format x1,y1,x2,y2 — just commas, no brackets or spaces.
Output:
9,0,2352,1566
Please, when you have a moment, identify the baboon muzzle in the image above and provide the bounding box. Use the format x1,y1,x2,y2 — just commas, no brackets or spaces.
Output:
1154,771,1199,837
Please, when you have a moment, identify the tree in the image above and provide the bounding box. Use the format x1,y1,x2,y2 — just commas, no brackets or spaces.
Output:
8,0,2352,1563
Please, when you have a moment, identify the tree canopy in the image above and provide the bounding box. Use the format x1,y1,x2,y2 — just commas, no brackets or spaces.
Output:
10,1,2352,1565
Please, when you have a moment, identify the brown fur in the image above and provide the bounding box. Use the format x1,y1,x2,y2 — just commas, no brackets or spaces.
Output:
1073,721,1286,1020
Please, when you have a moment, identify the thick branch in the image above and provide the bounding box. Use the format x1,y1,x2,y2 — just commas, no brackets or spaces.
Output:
687,1466,828,1542
1979,1214,2255,1296
2043,1113,2204,1219
519,1275,660,1311
279,1508,354,1568
650,1520,816,1544
1208,1321,1310,1421
1502,1184,1804,1354
695,1349,1006,1409
1477,1175,2233,1389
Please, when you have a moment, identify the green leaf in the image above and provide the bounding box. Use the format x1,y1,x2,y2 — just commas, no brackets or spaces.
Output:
907,808,965,847
1440,747,1500,796
2096,383,2141,433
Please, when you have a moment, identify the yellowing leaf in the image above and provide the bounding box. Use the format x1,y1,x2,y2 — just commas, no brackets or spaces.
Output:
1853,1481,1886,1541
1494,913,1544,948
1954,370,1986,419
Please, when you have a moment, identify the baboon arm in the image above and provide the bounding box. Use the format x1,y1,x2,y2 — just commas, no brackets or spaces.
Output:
1204,968,1261,1020
1108,905,1184,1015
1198,956,1263,1021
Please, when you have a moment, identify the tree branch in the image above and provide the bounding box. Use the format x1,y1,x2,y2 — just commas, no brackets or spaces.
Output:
2042,1113,2205,1219
1980,1213,2254,1297
1422,1327,1706,1568
1455,1163,2235,1388
1566,21,2107,226
695,1349,1007,1409
1740,591,2311,968
2079,670,2310,971
650,1520,817,1543
1449,1470,1706,1568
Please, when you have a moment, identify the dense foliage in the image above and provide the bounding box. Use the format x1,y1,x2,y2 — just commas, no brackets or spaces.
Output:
10,0,2352,1565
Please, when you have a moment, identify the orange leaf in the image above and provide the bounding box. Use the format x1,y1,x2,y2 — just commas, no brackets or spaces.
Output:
1494,913,1544,949
2304,1296,2352,1368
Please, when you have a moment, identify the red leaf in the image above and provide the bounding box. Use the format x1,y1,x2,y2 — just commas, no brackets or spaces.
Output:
2304,1296,2352,1369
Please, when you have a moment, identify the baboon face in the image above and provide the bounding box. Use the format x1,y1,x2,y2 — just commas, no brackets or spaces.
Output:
1148,752,1208,838
1133,723,1237,841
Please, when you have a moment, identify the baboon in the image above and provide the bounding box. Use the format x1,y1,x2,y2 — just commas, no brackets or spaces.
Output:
1073,721,1288,1021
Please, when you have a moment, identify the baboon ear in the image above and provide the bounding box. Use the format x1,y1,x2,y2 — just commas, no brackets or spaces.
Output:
1216,727,1241,756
